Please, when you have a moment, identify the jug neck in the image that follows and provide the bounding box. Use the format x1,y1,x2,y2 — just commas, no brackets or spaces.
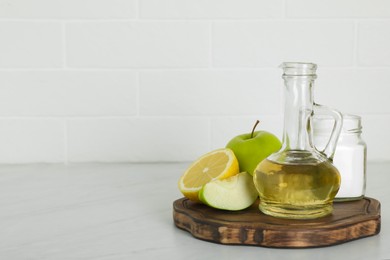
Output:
281,63,317,152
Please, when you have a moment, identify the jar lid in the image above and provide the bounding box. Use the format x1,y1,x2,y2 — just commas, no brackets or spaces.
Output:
313,114,362,134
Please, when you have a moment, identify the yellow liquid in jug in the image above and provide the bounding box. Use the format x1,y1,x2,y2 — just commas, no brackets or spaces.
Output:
254,158,341,219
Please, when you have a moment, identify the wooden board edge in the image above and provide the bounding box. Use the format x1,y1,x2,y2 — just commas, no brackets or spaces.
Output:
172,198,381,248
173,208,380,248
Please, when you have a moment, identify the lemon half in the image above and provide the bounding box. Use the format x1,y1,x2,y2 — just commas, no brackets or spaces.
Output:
178,148,239,202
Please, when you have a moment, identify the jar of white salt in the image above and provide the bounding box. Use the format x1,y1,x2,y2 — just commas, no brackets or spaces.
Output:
313,114,366,201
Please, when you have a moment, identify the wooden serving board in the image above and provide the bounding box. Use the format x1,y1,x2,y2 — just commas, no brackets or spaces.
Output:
173,197,381,248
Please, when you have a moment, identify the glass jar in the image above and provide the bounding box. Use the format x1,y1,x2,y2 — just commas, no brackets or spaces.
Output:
313,114,366,201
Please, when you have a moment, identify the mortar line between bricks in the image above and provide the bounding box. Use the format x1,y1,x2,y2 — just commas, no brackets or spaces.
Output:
282,0,287,19
207,117,212,150
61,21,67,69
0,18,390,22
134,0,140,19
353,20,359,67
1,66,390,72
0,114,388,121
63,118,69,165
0,116,139,120
209,21,214,68
135,71,141,118
1,67,390,72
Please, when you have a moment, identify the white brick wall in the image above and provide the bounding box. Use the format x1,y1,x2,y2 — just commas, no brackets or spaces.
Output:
66,22,210,68
0,22,62,68
139,0,284,19
213,21,355,67
0,0,389,163
139,70,282,116
0,71,137,116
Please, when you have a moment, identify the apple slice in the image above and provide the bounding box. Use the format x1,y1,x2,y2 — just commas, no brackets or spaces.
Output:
198,172,258,211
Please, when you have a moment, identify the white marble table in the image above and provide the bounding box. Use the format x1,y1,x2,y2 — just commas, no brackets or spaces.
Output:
0,162,388,260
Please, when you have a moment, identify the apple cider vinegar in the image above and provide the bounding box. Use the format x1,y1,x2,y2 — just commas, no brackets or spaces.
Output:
254,156,340,219
253,62,343,219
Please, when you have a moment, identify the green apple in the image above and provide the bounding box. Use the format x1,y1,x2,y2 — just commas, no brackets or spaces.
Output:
226,121,281,175
198,172,258,211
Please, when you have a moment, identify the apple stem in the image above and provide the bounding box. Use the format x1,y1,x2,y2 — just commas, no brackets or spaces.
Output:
251,120,260,138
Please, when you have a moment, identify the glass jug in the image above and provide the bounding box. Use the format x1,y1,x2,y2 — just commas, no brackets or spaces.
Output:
253,62,342,219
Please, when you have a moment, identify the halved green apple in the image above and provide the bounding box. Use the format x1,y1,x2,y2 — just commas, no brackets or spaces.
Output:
198,172,258,211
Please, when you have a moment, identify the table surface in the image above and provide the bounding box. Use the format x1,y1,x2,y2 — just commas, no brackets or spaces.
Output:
0,162,388,260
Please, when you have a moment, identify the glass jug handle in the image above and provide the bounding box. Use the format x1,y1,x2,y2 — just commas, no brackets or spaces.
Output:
311,103,343,161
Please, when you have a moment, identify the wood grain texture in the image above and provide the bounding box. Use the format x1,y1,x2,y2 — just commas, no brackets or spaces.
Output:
173,197,381,248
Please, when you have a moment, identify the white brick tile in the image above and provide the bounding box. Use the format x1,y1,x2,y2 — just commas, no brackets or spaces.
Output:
286,0,390,18
358,21,390,66
66,22,210,68
361,115,390,162
0,119,64,163
213,21,354,67
139,0,283,19
0,71,137,116
67,118,210,162
211,116,283,149
0,0,136,19
315,68,390,114
139,70,282,116
0,22,62,68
